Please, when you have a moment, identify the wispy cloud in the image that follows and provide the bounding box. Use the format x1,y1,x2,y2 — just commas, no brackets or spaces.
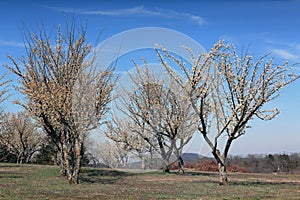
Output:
54,5,159,16
156,8,205,26
0,40,24,48
272,48,297,60
49,5,206,26
265,39,300,61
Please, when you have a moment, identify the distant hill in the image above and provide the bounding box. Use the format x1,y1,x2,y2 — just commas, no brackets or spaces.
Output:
182,153,205,164
124,153,206,170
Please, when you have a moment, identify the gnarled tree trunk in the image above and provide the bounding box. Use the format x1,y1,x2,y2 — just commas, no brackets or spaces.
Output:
61,130,82,184
157,135,171,173
218,162,228,185
138,152,146,170
212,150,229,186
71,137,82,184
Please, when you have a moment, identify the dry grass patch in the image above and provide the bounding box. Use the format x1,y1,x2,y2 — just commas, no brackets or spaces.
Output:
1,163,300,199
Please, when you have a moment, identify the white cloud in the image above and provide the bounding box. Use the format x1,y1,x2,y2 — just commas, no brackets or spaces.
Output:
157,8,206,26
49,5,206,26
272,49,297,60
0,40,24,48
65,6,161,16
264,39,300,61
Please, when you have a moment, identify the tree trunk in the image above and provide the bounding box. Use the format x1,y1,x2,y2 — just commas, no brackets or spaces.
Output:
163,163,170,173
172,141,184,175
59,146,66,176
70,138,82,184
212,149,229,185
60,133,83,184
149,148,155,169
157,135,170,173
140,155,146,170
218,162,228,185
53,151,58,166
62,140,72,183
17,155,21,164
25,153,32,164
61,131,78,184
177,156,185,175
162,158,170,173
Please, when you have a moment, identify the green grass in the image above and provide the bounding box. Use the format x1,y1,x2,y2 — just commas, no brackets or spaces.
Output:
0,163,300,199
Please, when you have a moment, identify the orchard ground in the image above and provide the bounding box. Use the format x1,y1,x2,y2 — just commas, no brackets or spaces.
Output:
0,163,300,199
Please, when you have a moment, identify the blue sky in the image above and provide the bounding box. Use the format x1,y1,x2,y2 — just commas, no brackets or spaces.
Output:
0,0,300,155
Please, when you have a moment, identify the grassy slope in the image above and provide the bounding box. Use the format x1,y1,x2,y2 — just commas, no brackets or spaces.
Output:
0,163,300,200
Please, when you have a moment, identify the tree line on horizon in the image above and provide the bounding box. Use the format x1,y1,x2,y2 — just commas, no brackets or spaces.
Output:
0,20,299,185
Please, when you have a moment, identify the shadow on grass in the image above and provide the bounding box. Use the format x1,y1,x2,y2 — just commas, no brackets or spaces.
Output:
184,171,218,177
0,174,24,179
159,171,219,179
79,168,133,184
230,181,300,186
0,164,21,168
0,171,25,179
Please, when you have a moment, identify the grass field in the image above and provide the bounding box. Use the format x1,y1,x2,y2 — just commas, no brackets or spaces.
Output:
0,163,300,199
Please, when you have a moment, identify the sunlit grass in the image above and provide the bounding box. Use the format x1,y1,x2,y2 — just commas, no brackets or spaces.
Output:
0,163,300,199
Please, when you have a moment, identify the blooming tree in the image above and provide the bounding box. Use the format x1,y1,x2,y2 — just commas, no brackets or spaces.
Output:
156,40,299,185
6,23,115,184
118,61,197,172
0,111,45,164
104,116,152,170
